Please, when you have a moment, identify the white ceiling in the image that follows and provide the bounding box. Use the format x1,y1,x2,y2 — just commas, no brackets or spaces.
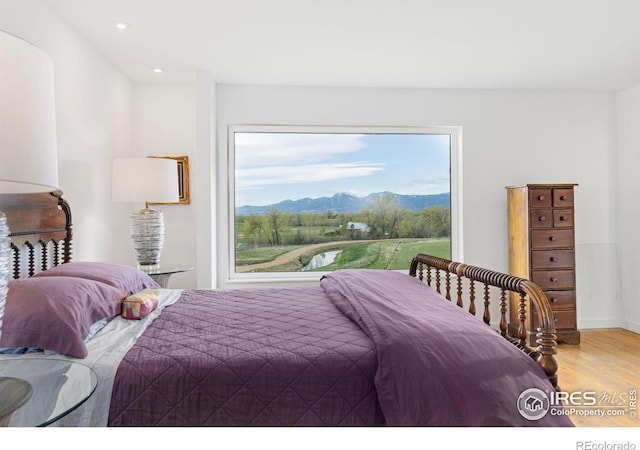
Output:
45,0,640,90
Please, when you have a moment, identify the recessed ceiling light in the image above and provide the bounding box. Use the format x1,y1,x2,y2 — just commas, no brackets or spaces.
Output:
152,68,164,73
114,22,130,30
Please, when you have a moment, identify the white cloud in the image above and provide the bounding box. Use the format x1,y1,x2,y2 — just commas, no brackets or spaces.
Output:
395,176,450,195
236,162,384,190
234,133,366,167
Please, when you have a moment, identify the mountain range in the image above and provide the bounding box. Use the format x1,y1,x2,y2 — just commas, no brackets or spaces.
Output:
236,191,450,215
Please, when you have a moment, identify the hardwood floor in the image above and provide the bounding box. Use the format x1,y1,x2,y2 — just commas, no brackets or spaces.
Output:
555,328,640,427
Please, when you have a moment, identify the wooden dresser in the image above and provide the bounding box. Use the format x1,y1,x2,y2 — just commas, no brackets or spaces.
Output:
506,183,580,345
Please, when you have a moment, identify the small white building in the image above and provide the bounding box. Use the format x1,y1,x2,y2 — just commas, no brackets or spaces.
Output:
347,222,370,233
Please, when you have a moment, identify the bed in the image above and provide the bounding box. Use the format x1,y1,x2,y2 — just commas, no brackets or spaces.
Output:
0,191,572,427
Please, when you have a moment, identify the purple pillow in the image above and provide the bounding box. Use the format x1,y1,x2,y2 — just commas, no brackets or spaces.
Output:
0,277,125,358
32,261,160,295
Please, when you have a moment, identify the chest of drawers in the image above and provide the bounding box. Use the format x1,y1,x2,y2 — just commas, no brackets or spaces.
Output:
506,183,580,345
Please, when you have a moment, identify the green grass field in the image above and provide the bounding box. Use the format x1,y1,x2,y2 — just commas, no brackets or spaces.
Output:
324,238,450,271
235,238,450,272
235,245,304,265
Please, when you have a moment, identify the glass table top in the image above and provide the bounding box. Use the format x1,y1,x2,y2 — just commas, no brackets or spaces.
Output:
0,358,97,427
139,264,193,276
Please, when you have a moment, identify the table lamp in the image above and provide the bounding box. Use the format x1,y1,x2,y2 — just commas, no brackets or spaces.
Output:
112,157,179,270
0,30,60,424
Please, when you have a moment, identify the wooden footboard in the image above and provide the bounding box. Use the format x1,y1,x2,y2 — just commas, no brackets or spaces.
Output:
409,253,560,390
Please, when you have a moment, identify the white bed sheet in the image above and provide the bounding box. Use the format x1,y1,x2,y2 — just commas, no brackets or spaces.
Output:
0,288,183,427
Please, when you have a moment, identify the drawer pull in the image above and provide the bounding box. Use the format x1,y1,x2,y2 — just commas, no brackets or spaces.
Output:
538,195,545,201
560,195,567,201
559,216,568,221
549,236,556,241
539,216,546,222
550,297,558,303
549,257,557,262
554,317,559,323
550,277,558,282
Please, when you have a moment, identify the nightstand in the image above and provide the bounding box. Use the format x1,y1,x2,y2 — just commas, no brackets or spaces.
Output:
0,377,31,426
0,358,97,427
140,264,193,288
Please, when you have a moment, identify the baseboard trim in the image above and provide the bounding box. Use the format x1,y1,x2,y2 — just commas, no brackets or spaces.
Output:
623,321,640,334
577,319,625,330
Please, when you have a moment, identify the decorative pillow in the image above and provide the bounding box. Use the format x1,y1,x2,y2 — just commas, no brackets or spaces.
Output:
0,277,126,358
32,261,160,295
122,288,159,320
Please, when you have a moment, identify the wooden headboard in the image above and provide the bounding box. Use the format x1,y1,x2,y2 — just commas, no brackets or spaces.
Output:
0,190,72,279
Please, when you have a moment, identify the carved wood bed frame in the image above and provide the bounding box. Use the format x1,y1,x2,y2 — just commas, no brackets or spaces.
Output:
0,191,561,389
409,253,560,389
0,191,72,278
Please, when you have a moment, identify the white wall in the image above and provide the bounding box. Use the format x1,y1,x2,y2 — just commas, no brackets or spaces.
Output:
0,0,133,263
195,72,217,289
0,1,203,289
215,84,620,329
615,84,640,333
124,83,198,288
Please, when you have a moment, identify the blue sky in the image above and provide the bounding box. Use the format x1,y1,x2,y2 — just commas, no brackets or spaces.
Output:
234,132,451,207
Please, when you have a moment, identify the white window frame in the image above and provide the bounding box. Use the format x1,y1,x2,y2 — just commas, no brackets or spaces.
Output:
222,124,463,286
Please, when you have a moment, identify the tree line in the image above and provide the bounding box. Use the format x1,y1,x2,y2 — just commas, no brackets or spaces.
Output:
236,193,450,247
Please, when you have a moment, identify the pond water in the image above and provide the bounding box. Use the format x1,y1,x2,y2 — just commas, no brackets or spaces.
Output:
300,250,342,271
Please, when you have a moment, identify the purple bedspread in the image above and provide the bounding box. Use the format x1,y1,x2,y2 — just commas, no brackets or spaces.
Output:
108,287,383,426
321,270,573,426
108,270,573,427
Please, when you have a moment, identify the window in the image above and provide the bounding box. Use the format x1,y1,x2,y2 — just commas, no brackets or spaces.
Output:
227,125,462,283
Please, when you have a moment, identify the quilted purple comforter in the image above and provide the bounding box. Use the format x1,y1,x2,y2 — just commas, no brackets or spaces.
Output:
108,270,572,427
321,270,573,426
108,286,383,426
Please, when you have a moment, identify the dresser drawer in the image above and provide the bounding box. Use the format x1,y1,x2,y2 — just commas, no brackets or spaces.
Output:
530,210,573,228
531,249,575,269
531,269,574,289
530,229,573,249
553,209,573,228
543,290,575,309
533,309,576,330
530,189,552,208
530,209,552,228
553,189,574,207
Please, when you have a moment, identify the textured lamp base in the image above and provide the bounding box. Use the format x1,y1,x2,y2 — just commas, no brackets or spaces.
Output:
130,207,165,270
0,214,33,427
0,211,10,342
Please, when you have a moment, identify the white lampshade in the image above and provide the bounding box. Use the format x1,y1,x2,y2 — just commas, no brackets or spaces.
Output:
0,30,59,379
0,30,59,193
112,158,179,204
